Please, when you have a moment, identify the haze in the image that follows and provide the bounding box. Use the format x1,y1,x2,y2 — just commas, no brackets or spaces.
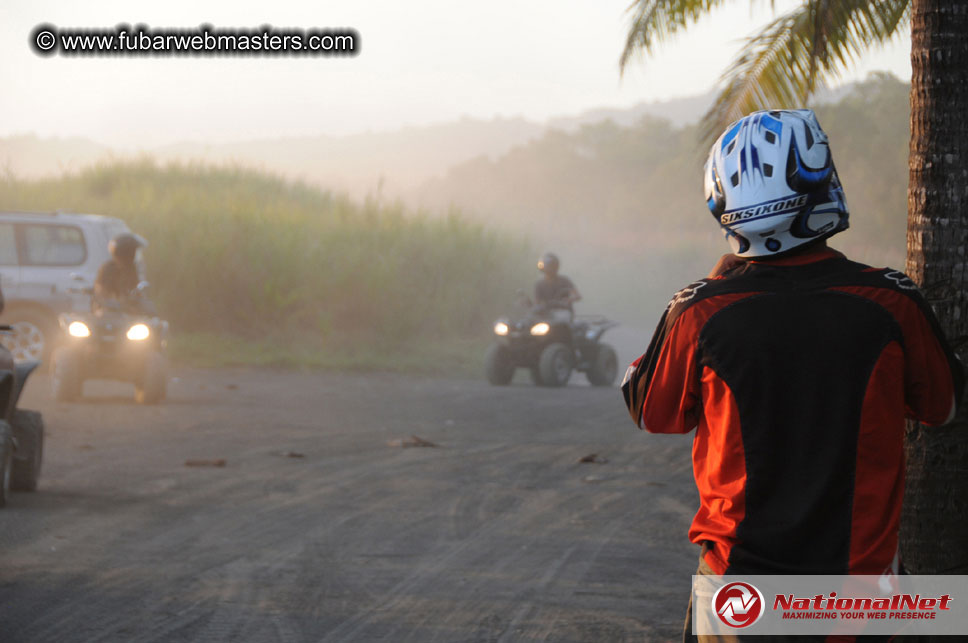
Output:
2,0,910,148
0,6,940,640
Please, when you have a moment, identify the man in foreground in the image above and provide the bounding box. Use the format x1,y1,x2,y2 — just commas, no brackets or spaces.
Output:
620,110,963,638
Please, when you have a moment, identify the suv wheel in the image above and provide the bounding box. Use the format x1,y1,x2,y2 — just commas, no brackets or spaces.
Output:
2,310,55,363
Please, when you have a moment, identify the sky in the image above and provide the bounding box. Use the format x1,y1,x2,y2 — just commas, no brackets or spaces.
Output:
0,0,911,148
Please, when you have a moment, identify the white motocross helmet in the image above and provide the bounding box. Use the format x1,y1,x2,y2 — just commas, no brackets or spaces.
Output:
704,109,849,258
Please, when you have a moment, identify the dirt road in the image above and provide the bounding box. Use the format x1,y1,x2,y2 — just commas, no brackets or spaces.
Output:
0,365,699,642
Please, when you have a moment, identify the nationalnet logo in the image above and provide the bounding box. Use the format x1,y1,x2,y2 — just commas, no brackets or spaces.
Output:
696,575,965,635
772,591,952,621
713,581,765,628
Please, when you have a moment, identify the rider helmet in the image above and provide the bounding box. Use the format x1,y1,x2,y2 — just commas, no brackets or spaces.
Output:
109,233,146,265
704,109,849,258
537,252,560,276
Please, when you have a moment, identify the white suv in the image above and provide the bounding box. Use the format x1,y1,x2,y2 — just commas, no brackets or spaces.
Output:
0,211,137,362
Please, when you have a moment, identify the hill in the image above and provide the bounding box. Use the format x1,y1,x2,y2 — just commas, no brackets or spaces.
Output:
0,76,911,328
0,93,720,198
412,73,910,324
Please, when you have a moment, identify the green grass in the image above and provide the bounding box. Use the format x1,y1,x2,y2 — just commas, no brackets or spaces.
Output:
0,160,532,372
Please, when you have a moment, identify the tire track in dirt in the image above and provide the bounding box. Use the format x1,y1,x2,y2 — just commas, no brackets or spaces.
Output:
0,369,696,642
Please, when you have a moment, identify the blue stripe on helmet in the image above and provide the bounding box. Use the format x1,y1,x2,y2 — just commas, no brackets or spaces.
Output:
720,121,742,151
760,113,783,137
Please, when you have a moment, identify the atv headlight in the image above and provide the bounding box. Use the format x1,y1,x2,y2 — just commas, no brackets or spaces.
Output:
530,322,551,336
494,321,509,336
126,323,150,341
68,321,91,338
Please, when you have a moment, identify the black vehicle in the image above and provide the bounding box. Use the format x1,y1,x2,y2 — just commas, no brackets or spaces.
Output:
484,302,619,387
0,326,44,507
51,283,169,404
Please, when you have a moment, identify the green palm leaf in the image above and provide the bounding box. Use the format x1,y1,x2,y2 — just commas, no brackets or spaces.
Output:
620,0,740,68
622,0,910,143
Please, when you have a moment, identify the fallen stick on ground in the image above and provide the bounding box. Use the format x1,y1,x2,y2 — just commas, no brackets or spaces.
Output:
184,459,227,468
387,435,439,448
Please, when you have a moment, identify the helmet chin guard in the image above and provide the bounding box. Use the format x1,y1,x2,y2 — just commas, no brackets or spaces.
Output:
704,109,849,258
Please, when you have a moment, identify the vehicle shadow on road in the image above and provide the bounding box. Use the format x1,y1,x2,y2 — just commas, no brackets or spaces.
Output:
55,394,219,407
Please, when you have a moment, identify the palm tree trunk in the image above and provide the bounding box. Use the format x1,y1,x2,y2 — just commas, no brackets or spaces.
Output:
901,0,968,574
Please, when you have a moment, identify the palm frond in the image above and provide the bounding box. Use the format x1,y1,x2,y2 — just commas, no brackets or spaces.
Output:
620,0,735,70
700,0,910,143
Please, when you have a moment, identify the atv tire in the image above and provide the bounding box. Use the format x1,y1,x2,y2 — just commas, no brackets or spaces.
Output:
11,410,43,492
136,352,168,405
0,422,12,508
51,347,82,402
587,343,618,387
529,366,542,386
538,343,573,388
484,343,515,386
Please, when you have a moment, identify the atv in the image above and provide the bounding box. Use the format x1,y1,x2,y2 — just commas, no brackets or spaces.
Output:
0,326,44,507
484,301,619,388
51,282,169,404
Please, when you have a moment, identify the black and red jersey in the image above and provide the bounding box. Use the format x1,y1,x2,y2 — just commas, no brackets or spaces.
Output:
622,248,964,576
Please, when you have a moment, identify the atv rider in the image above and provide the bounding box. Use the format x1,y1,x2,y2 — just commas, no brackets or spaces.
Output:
533,252,581,324
93,233,152,314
